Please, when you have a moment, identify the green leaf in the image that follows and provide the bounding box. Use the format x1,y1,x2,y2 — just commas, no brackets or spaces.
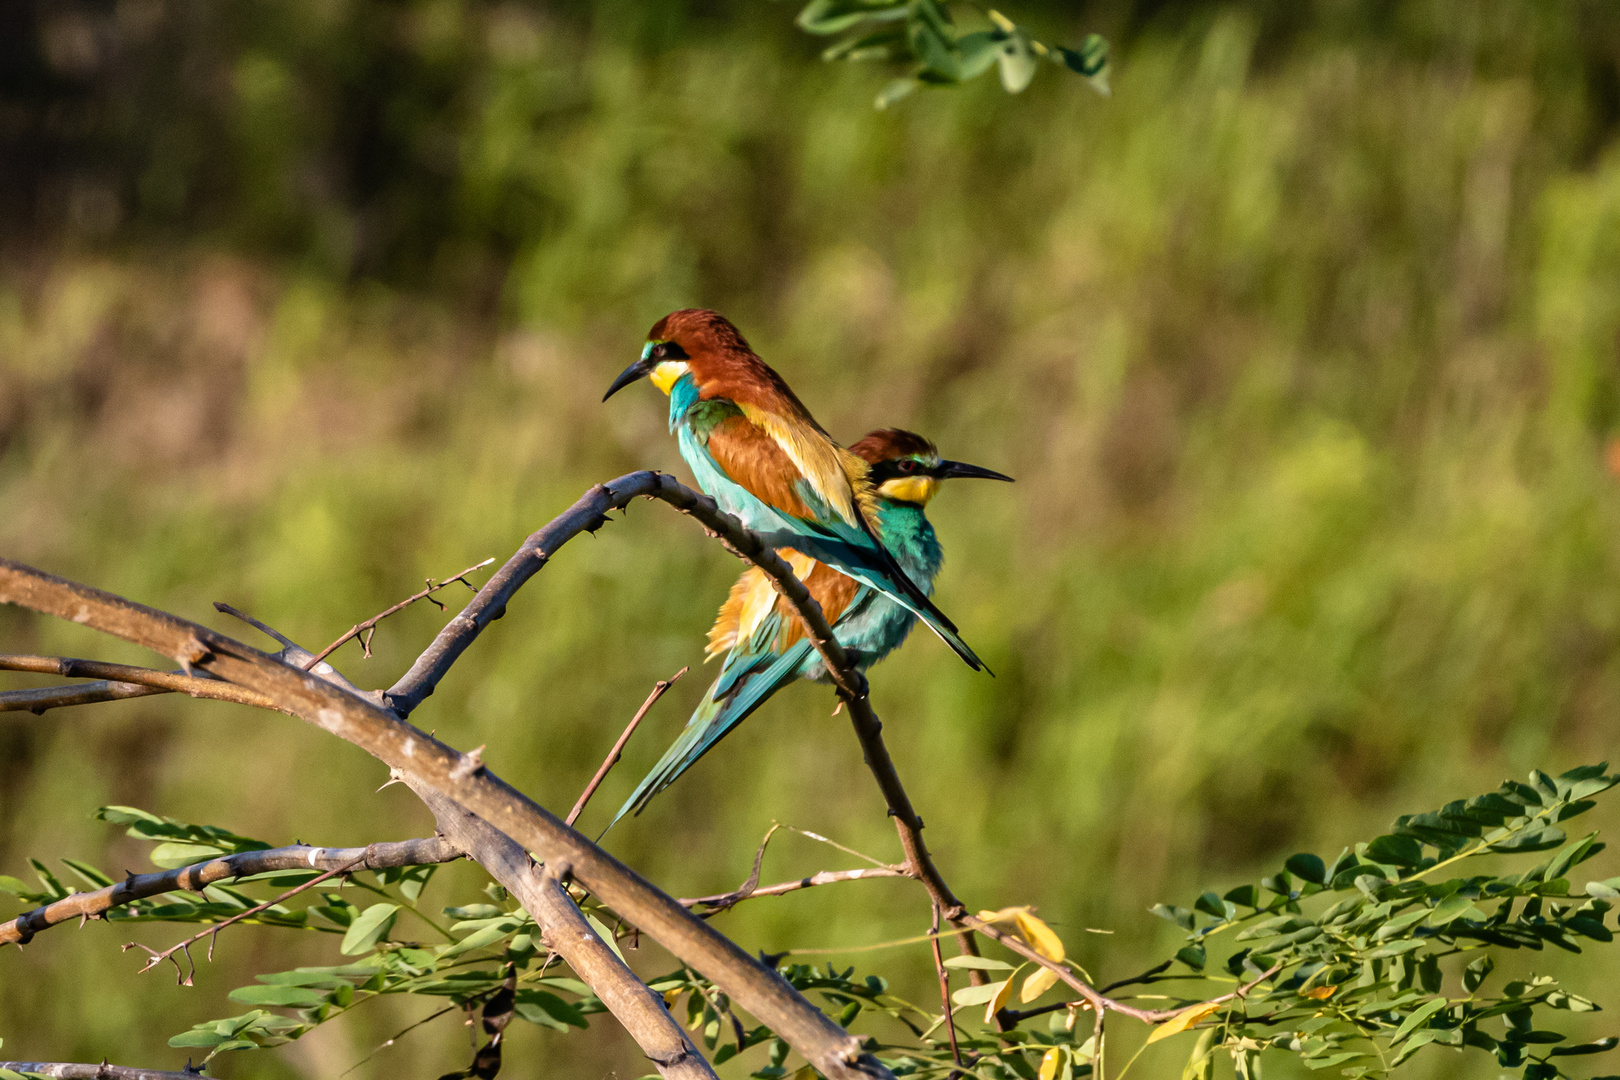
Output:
944,956,1014,971
951,980,1008,1007
514,989,587,1031
1428,893,1485,926
149,842,228,869
340,903,398,955
584,912,628,966
874,76,919,109
1550,1037,1619,1056
1391,1028,1443,1065
1463,955,1494,993
796,0,904,35
443,904,504,920
1365,835,1423,867
60,858,115,889
954,31,1001,79
995,29,1036,93
168,1028,230,1048
229,984,327,1007
1390,997,1449,1043
1285,854,1326,885
1544,833,1602,881
0,875,41,901
1151,904,1195,930
1491,827,1566,853
440,917,521,958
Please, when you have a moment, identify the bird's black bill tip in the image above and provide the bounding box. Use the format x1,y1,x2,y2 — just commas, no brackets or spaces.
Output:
603,357,655,402
938,460,1015,483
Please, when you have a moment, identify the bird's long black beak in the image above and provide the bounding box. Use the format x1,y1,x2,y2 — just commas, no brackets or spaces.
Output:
937,460,1015,482
603,356,656,402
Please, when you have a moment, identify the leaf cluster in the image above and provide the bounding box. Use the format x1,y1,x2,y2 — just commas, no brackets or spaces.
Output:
5,766,1619,1079
1145,764,1620,1080
793,1,1108,108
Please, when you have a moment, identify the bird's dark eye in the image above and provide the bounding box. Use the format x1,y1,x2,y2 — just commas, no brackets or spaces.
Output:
652,343,667,359
898,460,918,474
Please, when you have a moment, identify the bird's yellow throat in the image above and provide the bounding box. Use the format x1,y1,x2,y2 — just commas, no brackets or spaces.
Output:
877,476,940,504
650,360,690,394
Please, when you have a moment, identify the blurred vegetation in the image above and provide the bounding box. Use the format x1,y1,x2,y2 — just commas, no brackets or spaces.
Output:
4,0,1620,1077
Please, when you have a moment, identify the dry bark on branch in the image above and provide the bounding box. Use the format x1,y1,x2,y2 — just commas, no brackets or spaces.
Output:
0,558,890,1080
0,1064,206,1080
0,654,282,714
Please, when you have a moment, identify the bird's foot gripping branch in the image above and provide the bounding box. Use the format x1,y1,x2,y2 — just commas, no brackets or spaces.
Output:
2,476,1620,1080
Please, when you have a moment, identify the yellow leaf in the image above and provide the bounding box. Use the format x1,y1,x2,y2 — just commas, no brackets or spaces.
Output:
977,906,1024,925
986,964,1024,1023
1015,909,1066,963
662,989,681,1009
1304,984,1337,1001
1038,1047,1063,1080
1145,1000,1223,1045
1021,965,1060,1004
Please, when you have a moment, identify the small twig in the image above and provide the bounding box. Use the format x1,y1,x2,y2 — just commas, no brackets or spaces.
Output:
0,653,284,714
304,558,494,670
566,666,686,827
685,824,780,917
212,602,301,651
930,901,963,1071
678,864,908,909
125,854,367,983
340,1005,459,1078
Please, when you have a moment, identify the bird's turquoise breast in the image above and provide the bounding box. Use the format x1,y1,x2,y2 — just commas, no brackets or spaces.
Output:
807,500,943,674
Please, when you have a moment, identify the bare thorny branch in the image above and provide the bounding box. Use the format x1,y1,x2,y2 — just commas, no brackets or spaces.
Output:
302,557,495,669
0,470,1279,1079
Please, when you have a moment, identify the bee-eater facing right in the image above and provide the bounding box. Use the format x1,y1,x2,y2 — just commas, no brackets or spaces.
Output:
603,308,985,670
609,428,1013,827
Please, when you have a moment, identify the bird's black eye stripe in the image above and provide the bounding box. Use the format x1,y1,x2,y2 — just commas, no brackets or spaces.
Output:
653,341,689,361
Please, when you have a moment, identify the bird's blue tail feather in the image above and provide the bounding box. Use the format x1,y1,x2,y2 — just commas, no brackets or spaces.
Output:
605,642,814,831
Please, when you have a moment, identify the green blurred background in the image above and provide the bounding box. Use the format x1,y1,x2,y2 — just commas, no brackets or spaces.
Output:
4,0,1620,1076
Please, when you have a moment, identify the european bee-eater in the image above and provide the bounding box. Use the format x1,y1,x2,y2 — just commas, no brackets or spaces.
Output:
603,308,985,670
609,428,1013,826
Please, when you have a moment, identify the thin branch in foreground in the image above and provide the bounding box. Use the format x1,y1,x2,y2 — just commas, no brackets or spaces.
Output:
0,1063,208,1080
0,836,460,947
566,666,686,827
198,603,716,1080
338,1004,458,1079
303,558,494,670
929,900,963,1070
125,855,367,984
0,653,283,715
677,865,908,911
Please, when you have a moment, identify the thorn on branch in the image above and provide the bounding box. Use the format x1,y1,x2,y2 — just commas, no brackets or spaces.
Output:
176,636,212,677
450,745,486,781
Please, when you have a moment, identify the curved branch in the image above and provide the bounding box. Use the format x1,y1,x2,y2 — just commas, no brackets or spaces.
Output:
0,558,890,1080
381,473,970,941
0,836,459,947
0,1064,204,1080
0,654,283,715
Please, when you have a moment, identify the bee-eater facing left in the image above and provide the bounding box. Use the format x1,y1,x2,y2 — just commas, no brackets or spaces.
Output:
609,428,1013,827
603,308,985,671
